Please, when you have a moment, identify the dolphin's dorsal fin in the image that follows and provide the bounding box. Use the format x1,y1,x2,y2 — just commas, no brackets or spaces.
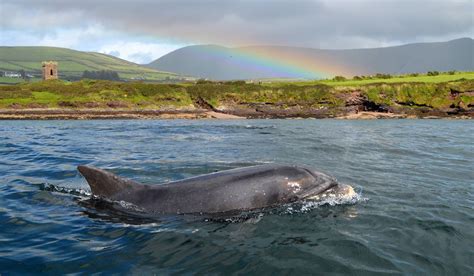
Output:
78,165,141,199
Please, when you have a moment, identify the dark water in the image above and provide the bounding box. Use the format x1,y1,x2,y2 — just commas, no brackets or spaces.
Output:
1,119,473,275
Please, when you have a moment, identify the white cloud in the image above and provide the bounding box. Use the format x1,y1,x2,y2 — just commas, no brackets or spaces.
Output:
1,24,186,63
98,42,186,64
38,25,106,49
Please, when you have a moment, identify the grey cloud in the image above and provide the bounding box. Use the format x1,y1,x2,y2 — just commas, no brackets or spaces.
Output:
2,0,473,48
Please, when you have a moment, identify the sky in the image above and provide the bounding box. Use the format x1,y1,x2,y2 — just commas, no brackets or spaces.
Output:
1,0,472,64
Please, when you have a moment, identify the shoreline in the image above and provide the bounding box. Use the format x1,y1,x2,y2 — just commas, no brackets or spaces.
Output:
0,108,471,120
0,108,245,120
1,78,472,120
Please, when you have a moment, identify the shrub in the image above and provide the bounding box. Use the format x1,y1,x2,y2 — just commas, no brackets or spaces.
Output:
196,79,214,84
333,76,346,81
427,71,440,76
375,73,392,79
222,80,246,85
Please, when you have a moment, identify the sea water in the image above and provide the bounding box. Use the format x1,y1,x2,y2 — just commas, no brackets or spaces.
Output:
0,119,473,274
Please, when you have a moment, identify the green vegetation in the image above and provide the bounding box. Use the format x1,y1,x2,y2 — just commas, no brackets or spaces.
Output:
0,77,41,84
0,46,180,82
364,83,450,109
262,71,474,87
0,80,193,109
0,75,472,112
187,82,341,108
82,70,120,81
332,76,346,81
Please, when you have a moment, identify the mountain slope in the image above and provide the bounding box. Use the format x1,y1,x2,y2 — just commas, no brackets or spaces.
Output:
0,46,178,80
148,38,474,80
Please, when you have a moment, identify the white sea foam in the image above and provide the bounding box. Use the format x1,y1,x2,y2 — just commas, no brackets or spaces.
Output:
117,200,146,213
285,189,367,214
41,183,91,198
169,134,223,142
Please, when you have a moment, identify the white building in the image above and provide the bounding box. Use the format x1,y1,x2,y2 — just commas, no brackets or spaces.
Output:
4,72,21,78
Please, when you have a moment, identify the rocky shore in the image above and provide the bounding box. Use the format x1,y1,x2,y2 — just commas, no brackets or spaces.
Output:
0,108,238,120
191,88,473,119
1,78,472,120
0,104,472,120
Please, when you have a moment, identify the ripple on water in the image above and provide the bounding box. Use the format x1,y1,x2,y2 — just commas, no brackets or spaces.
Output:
0,119,473,274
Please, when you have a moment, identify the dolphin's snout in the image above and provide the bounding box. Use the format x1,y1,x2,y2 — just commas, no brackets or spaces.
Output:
305,183,356,201
339,184,356,198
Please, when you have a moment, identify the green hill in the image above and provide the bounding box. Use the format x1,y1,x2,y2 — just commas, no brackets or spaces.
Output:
149,38,474,80
0,46,180,82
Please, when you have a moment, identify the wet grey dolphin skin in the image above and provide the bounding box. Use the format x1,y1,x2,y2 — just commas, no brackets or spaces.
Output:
77,164,355,215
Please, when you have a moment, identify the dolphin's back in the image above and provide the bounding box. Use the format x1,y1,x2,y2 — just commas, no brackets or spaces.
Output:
78,164,333,214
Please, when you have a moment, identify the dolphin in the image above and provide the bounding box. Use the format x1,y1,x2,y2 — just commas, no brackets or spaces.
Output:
77,164,355,215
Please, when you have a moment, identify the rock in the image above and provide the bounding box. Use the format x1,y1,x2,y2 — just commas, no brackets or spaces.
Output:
8,103,22,109
83,102,100,108
58,101,78,108
106,101,129,108
27,103,48,108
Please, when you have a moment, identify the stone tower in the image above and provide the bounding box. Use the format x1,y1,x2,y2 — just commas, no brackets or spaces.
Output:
42,61,58,80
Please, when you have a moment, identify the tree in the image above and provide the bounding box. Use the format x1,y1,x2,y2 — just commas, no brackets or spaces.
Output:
196,79,213,84
333,76,346,81
375,73,392,79
18,69,26,79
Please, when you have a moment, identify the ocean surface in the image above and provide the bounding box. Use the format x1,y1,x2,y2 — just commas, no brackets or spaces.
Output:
0,119,473,275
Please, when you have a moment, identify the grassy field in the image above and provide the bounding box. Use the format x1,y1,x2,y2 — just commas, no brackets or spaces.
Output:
0,80,193,109
0,77,32,84
261,72,474,87
0,75,472,111
0,46,180,81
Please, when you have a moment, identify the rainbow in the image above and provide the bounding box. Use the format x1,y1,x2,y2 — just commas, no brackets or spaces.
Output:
194,45,356,79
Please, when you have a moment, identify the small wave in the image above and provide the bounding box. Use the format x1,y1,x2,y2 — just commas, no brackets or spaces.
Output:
285,190,367,214
40,183,148,214
205,191,366,223
168,134,223,142
244,124,276,130
116,200,146,213
39,183,366,224
39,183,91,197
204,124,276,130
204,210,266,224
